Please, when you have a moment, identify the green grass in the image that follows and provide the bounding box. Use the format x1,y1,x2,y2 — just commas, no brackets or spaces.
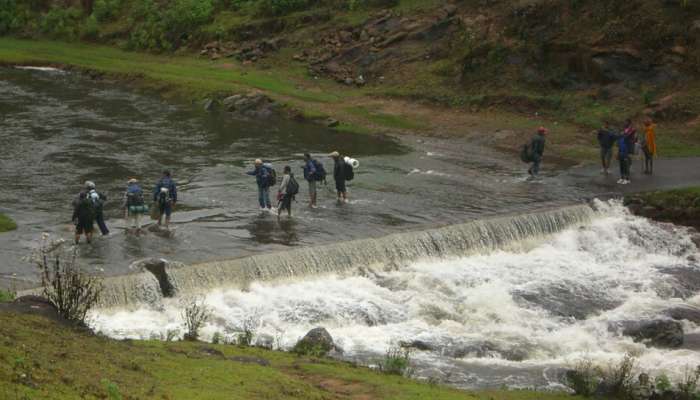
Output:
0,38,337,103
0,290,15,303
0,311,584,400
633,187,700,209
346,105,429,131
0,213,17,233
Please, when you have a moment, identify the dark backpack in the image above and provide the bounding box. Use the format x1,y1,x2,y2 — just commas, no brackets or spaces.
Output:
127,185,145,207
344,163,355,181
263,165,277,187
520,143,533,163
312,159,327,182
287,175,299,196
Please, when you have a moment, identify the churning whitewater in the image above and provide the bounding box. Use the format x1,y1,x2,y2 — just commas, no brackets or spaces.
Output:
91,200,700,389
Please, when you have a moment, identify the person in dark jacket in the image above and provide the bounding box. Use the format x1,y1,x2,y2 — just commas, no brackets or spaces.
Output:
246,159,272,210
331,151,348,203
302,153,319,208
75,181,109,235
153,170,177,227
597,122,616,175
616,132,631,184
528,127,547,177
72,191,95,244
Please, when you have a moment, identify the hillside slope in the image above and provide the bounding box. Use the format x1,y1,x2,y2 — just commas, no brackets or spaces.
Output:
1,0,699,161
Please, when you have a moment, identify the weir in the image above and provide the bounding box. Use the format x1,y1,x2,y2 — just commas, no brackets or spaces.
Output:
98,204,596,308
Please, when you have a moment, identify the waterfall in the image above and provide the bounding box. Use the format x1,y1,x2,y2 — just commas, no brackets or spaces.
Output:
98,204,595,308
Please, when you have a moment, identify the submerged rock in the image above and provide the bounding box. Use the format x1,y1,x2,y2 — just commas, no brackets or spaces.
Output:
656,266,700,299
513,280,621,320
612,319,684,348
662,305,700,324
293,327,334,356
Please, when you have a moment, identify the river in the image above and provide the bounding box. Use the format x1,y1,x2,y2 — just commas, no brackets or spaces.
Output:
1,67,699,390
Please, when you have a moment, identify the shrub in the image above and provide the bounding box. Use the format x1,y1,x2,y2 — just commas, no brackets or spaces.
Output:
566,358,602,397
379,345,412,376
182,297,210,341
0,0,18,34
256,0,312,16
0,288,15,303
31,236,102,325
92,0,121,22
81,14,99,39
128,0,214,50
600,353,637,398
39,6,83,39
677,366,700,400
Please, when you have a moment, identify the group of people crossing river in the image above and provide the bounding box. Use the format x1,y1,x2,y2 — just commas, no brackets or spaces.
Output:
71,118,659,245
70,150,356,244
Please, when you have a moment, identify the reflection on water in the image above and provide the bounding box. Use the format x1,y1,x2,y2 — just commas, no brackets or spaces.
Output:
0,67,587,286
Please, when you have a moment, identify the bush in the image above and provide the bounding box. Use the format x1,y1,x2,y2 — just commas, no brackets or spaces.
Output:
182,297,210,341
379,345,412,376
31,236,102,325
39,6,83,39
92,0,121,22
256,0,312,16
0,288,15,303
566,358,602,397
128,0,214,50
81,14,99,39
0,0,18,34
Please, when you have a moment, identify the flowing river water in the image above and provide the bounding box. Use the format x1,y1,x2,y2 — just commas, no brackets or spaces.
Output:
1,67,699,390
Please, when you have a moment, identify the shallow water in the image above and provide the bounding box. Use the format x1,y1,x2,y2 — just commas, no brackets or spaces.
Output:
91,201,700,389
0,67,587,287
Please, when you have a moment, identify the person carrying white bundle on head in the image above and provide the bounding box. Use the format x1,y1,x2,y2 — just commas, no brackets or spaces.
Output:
330,151,356,204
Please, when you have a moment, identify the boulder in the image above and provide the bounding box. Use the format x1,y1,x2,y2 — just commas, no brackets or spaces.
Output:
129,258,180,297
222,95,243,110
293,327,334,356
203,98,218,112
657,266,700,299
513,281,622,320
326,118,340,128
399,340,434,351
662,305,700,324
613,319,684,348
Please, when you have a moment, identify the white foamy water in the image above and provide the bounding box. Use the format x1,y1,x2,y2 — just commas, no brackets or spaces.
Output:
91,201,700,389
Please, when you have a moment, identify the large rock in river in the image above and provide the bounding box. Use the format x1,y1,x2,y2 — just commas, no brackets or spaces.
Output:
612,319,684,348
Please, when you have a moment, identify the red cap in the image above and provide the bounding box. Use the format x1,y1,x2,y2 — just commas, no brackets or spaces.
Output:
537,126,548,134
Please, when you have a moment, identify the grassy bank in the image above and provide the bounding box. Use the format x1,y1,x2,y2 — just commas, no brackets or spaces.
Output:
0,213,17,233
0,311,580,400
633,186,700,209
626,186,700,229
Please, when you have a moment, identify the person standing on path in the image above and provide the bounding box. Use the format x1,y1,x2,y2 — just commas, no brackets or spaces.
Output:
303,153,325,208
277,166,298,219
331,151,348,203
622,119,637,174
597,122,616,175
72,191,95,244
153,170,177,228
528,127,547,178
616,133,631,185
246,159,273,210
641,119,657,175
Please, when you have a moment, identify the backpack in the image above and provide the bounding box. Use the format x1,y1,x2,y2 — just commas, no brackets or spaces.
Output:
520,143,533,163
312,159,327,182
344,163,355,181
263,163,277,187
127,185,145,207
287,175,299,196
157,187,171,206
88,190,103,210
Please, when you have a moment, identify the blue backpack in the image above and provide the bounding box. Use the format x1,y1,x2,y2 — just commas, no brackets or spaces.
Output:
312,159,326,182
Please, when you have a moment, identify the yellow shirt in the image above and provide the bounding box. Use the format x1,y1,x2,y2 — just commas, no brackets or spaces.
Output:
645,125,657,157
